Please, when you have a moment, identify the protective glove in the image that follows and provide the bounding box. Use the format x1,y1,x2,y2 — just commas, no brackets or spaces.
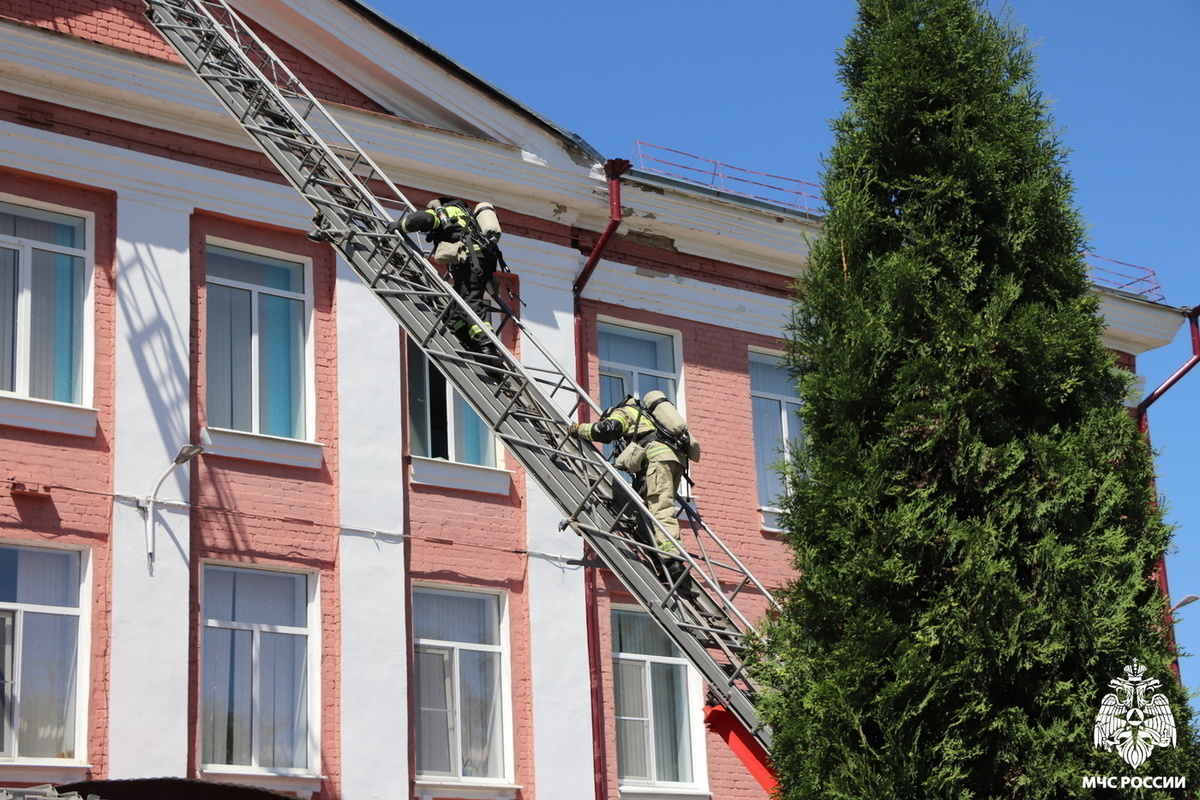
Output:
567,423,580,438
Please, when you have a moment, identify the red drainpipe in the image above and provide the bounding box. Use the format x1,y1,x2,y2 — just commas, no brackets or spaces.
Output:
576,158,630,800
573,159,631,298
1135,305,1199,676
1136,305,1200,432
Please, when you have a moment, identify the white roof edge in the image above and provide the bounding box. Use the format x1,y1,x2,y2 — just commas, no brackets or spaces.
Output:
1096,286,1189,356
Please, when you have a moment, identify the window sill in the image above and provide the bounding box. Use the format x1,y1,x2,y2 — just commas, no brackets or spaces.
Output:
759,508,784,532
0,392,98,437
201,427,325,469
619,784,711,800
0,761,92,785
410,456,512,495
200,766,325,798
413,778,522,800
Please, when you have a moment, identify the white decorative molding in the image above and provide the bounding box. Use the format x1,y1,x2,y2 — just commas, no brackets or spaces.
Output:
409,456,512,495
0,393,98,437
0,763,92,786
1096,289,1187,356
201,766,325,799
201,427,326,469
618,787,713,800
760,508,785,532
413,779,522,800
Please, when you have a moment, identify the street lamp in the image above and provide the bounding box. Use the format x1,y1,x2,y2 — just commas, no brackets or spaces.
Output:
1170,594,1199,614
140,444,204,572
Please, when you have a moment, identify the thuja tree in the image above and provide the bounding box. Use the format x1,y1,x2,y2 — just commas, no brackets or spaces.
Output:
756,0,1200,797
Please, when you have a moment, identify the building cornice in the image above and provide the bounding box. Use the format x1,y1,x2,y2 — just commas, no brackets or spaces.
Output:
1095,288,1187,357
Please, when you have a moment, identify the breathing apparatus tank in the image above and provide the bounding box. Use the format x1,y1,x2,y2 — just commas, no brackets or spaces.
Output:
473,202,502,241
641,390,701,461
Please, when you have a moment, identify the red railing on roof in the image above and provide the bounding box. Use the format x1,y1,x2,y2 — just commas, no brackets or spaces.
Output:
633,141,826,215
1083,251,1165,303
632,142,1165,303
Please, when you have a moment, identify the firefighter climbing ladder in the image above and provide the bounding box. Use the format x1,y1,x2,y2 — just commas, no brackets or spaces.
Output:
142,0,780,756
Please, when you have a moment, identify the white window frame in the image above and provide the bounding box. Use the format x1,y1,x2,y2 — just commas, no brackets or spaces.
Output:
595,318,684,412
0,543,90,768
411,584,513,787
203,238,315,443
0,194,95,410
199,563,320,778
611,606,707,792
596,319,689,505
406,338,499,470
749,348,801,525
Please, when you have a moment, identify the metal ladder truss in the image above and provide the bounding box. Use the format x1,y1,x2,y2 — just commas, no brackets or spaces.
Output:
143,0,780,748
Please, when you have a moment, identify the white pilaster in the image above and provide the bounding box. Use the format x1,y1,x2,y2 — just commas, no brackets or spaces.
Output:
336,257,409,798
109,195,194,778
517,243,598,797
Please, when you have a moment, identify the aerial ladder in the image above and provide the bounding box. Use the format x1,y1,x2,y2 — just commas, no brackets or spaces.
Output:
141,0,780,788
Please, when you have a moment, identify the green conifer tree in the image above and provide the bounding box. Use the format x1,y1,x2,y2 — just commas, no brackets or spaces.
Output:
757,1,1200,797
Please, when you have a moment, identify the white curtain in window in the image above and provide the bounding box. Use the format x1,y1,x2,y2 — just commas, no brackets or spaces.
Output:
599,326,674,373
206,284,253,431
257,293,305,439
18,612,78,759
0,611,12,756
413,591,497,645
0,248,16,393
749,353,794,395
614,659,650,780
414,647,453,774
414,591,503,779
651,662,691,782
613,610,693,784
259,631,307,769
458,649,501,778
202,568,306,768
597,326,677,405
752,396,786,507
201,626,253,766
13,548,78,608
613,611,677,658
28,250,83,404
751,354,802,507
3,204,83,247
453,392,495,467
204,568,303,627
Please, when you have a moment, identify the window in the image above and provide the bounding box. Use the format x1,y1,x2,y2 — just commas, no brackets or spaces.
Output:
206,245,309,440
0,200,89,405
0,545,83,761
201,566,312,771
413,587,506,780
407,339,495,467
612,609,696,785
750,352,801,508
597,322,678,408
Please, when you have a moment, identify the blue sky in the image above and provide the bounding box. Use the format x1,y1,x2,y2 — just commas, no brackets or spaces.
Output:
365,0,1200,706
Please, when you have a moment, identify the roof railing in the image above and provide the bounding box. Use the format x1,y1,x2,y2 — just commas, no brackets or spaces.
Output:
633,142,1164,303
633,140,825,215
1083,251,1165,303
